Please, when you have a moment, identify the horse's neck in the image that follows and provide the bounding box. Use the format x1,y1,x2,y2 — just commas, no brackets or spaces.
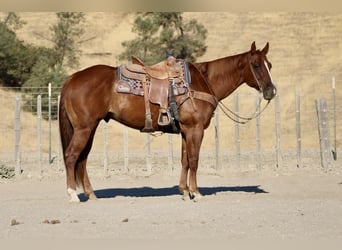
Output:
195,52,248,101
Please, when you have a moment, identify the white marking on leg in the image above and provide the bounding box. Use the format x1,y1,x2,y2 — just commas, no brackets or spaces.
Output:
182,190,190,201
194,193,203,202
191,191,203,202
67,188,80,203
88,192,98,201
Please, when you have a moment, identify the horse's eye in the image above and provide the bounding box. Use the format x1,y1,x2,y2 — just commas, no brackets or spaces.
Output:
253,63,260,68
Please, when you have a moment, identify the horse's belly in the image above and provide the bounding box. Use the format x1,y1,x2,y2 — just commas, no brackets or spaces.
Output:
108,92,159,130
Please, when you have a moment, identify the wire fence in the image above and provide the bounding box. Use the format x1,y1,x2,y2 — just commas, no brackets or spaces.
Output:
0,81,340,178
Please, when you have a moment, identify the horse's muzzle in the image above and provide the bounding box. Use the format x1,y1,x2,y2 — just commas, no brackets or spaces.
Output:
263,84,277,101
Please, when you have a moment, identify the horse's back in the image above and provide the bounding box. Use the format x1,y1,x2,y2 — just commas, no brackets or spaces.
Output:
68,64,116,85
62,64,116,96
79,64,116,73
61,64,117,124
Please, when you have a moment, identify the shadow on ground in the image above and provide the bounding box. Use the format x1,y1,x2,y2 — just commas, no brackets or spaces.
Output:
78,185,268,201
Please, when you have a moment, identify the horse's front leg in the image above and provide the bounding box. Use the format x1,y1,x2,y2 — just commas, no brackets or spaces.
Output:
180,127,204,201
179,133,190,200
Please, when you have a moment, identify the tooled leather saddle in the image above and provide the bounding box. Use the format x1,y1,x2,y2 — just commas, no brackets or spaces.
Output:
116,55,191,133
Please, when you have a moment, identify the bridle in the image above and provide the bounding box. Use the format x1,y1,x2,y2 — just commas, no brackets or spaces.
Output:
190,52,274,124
217,52,273,124
248,53,266,93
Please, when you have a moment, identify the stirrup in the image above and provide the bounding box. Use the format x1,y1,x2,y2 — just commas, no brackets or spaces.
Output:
157,109,171,126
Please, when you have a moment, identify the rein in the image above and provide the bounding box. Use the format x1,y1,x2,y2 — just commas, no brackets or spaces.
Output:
218,98,270,124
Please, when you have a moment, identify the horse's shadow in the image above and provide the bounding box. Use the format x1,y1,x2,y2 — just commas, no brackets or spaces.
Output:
78,185,268,202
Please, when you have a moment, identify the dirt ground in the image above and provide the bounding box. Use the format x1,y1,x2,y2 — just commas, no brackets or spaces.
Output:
1,166,342,243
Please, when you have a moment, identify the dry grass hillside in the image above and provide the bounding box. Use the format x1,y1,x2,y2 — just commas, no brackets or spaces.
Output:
0,12,341,153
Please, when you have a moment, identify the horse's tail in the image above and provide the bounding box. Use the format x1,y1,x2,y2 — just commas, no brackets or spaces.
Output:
59,92,82,188
59,88,73,168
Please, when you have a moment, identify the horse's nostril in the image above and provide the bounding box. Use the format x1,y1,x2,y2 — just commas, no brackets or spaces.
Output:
263,86,276,100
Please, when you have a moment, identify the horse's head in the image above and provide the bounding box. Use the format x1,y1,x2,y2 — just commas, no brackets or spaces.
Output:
245,41,277,101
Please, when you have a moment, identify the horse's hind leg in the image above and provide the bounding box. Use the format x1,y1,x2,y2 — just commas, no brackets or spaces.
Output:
76,129,97,200
64,127,95,203
76,159,97,200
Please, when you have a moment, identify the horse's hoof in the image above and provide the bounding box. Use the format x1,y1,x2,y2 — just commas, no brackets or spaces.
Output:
181,190,190,201
67,188,80,203
190,192,203,202
87,192,98,201
69,198,80,203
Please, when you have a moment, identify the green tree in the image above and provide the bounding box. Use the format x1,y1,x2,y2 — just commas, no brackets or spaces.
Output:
50,12,85,69
2,12,26,31
23,12,85,119
118,12,207,65
0,12,86,119
0,19,37,87
23,47,67,119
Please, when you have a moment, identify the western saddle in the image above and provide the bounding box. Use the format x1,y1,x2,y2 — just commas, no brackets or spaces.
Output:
117,55,191,132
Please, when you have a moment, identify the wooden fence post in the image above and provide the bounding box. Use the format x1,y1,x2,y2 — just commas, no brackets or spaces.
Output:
57,95,62,172
332,77,337,160
274,87,282,168
48,83,52,164
316,97,332,170
234,93,240,168
123,127,129,172
214,108,220,170
255,93,261,169
37,95,42,173
168,134,174,171
14,94,21,176
295,91,302,168
103,122,108,176
145,133,152,175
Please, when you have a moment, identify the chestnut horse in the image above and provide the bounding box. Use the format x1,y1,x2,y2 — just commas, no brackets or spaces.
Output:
59,41,276,202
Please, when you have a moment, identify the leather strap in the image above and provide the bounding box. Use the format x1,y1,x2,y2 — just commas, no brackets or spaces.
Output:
178,91,218,110
192,91,218,108
141,75,155,132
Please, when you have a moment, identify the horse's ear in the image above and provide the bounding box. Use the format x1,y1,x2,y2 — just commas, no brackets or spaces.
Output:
251,41,256,54
261,42,269,55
